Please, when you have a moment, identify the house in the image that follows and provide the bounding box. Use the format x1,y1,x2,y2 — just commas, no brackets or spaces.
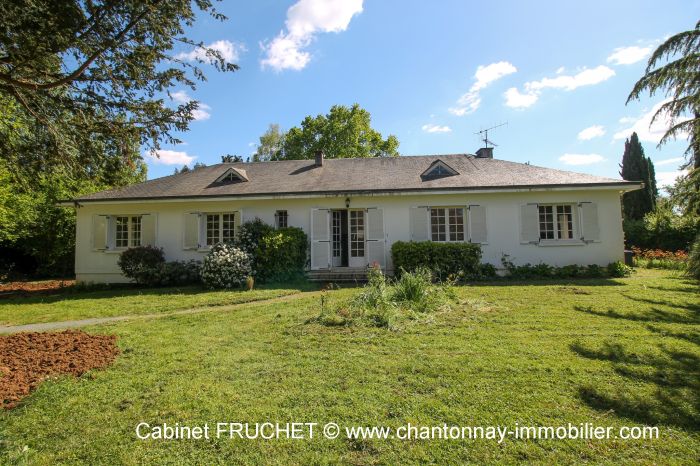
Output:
65,149,640,283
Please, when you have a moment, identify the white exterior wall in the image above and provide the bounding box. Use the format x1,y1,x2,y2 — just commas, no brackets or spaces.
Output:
74,189,626,283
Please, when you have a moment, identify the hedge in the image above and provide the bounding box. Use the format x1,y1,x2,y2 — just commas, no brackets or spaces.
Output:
391,241,483,280
234,219,308,283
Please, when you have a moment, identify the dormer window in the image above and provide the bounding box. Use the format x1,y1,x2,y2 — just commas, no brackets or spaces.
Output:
214,167,248,184
421,160,458,181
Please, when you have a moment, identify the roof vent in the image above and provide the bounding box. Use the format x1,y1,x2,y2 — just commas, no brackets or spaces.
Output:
421,160,458,181
475,147,493,159
315,150,324,167
214,167,248,184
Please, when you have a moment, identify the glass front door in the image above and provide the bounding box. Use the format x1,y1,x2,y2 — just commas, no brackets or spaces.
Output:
348,210,366,267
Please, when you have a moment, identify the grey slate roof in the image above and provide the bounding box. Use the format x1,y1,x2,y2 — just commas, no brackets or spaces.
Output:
74,154,639,202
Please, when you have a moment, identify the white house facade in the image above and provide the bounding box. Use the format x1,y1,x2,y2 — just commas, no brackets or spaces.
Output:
66,151,640,283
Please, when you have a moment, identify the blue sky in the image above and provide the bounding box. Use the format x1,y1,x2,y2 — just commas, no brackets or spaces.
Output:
146,0,698,188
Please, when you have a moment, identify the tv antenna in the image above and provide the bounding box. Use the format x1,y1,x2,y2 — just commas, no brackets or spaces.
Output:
476,122,508,149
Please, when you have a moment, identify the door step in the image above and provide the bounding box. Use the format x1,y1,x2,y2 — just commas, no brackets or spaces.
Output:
307,269,369,283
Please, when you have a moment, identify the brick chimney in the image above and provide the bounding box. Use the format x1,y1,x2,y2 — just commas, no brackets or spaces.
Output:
475,147,493,159
315,150,324,166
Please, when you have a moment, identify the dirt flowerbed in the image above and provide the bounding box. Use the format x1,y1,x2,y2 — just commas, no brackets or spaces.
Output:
0,280,75,299
0,330,119,409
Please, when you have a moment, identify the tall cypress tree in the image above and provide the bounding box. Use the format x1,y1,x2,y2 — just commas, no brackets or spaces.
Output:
620,132,656,219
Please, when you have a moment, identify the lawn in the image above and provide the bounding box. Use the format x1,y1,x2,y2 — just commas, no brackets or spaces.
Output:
0,282,316,326
0,269,698,464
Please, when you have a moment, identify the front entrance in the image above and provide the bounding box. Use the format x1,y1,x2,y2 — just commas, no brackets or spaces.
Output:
331,209,365,268
310,207,384,271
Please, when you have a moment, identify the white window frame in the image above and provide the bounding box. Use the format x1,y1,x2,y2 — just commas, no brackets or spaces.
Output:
430,207,465,242
203,212,237,247
113,215,142,249
275,210,288,229
538,203,578,244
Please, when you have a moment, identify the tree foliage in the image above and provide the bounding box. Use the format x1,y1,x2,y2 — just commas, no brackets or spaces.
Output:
253,124,285,162
620,132,657,220
273,104,399,160
628,20,700,214
0,0,238,177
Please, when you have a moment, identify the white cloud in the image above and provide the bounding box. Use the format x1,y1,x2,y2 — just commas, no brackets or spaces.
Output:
654,156,685,167
556,66,565,74
656,169,688,188
613,98,689,143
175,40,244,63
169,90,211,121
503,87,538,108
558,153,606,165
526,65,615,92
261,0,363,71
449,61,517,115
146,150,195,165
577,125,606,140
607,45,652,65
504,66,615,109
422,124,452,133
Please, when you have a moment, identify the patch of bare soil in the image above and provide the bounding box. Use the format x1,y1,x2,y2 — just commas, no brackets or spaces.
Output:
0,330,119,409
0,280,75,299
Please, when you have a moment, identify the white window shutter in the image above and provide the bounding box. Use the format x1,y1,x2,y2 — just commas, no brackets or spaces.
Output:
579,202,600,242
310,208,330,270
92,215,107,251
234,210,242,237
410,207,429,241
366,208,386,268
519,204,539,244
469,205,488,244
106,215,116,250
367,208,384,240
183,212,200,250
141,214,157,246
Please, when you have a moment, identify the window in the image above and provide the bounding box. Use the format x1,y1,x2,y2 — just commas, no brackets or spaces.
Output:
539,204,574,240
222,213,235,243
332,211,342,259
275,210,288,229
349,210,365,257
114,216,142,248
205,212,236,246
421,160,458,180
430,207,464,242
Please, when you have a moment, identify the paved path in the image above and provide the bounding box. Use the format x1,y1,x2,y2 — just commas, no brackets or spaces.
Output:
0,291,320,334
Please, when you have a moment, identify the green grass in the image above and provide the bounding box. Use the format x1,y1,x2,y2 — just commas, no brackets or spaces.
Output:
0,282,316,326
1,269,698,464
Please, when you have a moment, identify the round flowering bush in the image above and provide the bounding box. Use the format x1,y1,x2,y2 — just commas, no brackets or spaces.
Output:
200,243,252,289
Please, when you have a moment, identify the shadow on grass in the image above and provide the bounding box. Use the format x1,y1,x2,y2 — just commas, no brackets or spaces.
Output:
465,278,624,288
0,280,320,306
571,309,699,429
574,306,700,325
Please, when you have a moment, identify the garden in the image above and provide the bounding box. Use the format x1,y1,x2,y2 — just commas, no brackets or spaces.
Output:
0,266,698,463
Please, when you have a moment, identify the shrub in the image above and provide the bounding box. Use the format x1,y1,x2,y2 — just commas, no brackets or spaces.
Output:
255,227,308,283
631,246,688,270
353,265,391,310
200,243,252,289
313,267,455,329
623,208,699,251
153,260,202,286
235,218,275,256
479,263,497,278
391,241,482,280
687,233,700,282
607,261,632,278
391,267,432,307
234,219,308,283
501,254,630,279
118,246,165,285
583,264,605,278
